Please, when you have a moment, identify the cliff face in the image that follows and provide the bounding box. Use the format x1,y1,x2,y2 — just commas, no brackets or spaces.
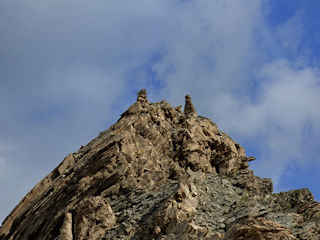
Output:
0,90,319,240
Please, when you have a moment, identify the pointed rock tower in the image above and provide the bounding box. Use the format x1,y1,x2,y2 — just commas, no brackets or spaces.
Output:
1,90,319,240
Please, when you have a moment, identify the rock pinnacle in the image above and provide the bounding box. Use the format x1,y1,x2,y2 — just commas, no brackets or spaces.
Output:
184,94,197,116
137,88,148,103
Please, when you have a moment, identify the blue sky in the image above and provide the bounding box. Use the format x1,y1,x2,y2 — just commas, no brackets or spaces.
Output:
1,0,320,222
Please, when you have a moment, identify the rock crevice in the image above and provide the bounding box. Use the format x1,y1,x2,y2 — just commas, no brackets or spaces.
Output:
0,89,319,240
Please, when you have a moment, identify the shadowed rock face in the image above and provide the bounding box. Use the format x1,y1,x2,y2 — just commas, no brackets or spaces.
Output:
0,90,319,240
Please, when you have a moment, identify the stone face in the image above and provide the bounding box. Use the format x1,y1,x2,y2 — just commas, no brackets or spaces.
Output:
0,90,319,240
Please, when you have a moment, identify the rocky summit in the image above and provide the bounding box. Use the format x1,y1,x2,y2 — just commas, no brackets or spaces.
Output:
1,90,319,240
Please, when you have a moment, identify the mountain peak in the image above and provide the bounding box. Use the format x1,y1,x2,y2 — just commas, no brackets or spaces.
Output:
1,90,319,240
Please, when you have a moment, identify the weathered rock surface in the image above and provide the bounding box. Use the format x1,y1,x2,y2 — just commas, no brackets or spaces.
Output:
0,90,319,240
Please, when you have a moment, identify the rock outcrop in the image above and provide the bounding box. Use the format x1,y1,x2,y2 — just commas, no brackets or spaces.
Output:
0,89,319,240
184,95,197,116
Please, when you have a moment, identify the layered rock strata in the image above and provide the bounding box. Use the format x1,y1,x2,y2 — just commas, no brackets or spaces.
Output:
0,90,319,240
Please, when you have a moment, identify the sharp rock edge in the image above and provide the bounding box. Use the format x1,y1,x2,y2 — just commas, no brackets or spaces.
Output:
1,89,319,240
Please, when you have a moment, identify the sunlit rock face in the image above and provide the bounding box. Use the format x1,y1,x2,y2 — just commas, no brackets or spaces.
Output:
0,90,319,240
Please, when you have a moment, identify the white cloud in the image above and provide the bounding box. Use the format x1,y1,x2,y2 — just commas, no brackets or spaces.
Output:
155,0,264,101
1,0,320,223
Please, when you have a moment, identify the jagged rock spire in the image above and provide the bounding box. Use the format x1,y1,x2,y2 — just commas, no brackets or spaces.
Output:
137,88,148,103
184,94,197,116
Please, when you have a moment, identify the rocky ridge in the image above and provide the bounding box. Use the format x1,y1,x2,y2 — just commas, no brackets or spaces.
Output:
0,89,319,240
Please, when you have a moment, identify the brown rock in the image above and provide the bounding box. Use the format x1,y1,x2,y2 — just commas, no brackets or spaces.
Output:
0,89,319,240
137,88,148,103
74,196,116,240
224,217,297,240
154,226,161,235
59,212,73,240
184,94,197,116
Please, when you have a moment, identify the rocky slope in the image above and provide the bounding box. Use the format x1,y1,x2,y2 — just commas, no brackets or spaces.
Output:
0,89,319,240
